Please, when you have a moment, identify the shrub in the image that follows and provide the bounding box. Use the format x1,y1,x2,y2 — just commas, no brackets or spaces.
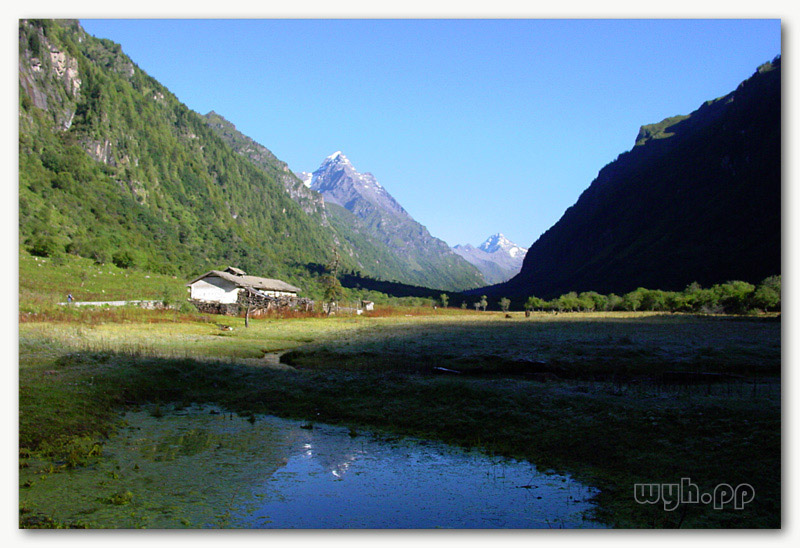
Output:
178,300,198,314
29,235,61,258
112,250,138,269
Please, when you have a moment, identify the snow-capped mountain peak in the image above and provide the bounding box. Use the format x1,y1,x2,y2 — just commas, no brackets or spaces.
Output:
321,150,352,169
452,233,528,284
294,151,485,290
478,233,527,258
304,151,406,217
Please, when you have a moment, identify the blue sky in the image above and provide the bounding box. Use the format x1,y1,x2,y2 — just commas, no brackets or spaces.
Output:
79,19,780,249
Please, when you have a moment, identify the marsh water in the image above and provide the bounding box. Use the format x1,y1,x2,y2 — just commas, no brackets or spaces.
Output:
20,405,603,528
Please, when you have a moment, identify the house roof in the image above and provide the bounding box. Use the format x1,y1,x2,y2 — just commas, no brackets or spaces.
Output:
225,266,247,276
187,270,301,293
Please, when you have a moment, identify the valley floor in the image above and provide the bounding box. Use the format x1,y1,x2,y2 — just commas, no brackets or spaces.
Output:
19,309,780,528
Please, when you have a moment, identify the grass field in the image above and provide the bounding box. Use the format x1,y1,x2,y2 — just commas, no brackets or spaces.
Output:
19,252,188,310
18,257,781,529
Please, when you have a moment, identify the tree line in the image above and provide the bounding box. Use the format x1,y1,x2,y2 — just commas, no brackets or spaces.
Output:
439,277,780,315
520,277,781,315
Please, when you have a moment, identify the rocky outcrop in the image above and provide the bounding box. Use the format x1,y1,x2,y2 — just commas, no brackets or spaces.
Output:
19,21,83,131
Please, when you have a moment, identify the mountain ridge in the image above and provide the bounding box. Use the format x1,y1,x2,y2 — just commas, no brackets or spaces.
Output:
202,111,330,224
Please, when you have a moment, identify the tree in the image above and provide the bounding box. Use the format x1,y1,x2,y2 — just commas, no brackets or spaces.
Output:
622,288,646,311
640,289,667,311
693,288,721,314
606,293,624,311
499,297,511,313
29,234,61,258
525,295,545,311
580,291,608,312
752,275,781,311
682,282,705,311
321,247,344,315
557,291,580,312
240,288,258,327
714,281,755,314
665,291,688,311
440,293,449,308
474,301,481,312
461,301,467,310
112,250,138,269
479,295,488,312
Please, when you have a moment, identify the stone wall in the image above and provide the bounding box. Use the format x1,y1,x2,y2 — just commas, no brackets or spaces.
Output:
189,300,240,316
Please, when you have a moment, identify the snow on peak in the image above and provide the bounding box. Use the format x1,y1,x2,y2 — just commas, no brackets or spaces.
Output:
315,151,355,175
360,172,383,189
507,246,525,258
314,153,386,191
478,233,527,256
297,171,313,188
324,151,351,166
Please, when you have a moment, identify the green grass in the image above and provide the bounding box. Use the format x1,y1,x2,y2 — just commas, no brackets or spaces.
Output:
20,313,375,360
19,250,187,311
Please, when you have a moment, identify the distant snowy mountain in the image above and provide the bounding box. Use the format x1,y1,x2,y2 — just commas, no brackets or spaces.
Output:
306,151,408,217
298,152,485,291
453,233,528,285
479,233,527,260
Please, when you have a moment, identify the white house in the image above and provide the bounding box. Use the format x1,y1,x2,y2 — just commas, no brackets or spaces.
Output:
187,266,301,304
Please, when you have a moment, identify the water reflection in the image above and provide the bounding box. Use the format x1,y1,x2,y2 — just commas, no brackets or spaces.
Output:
240,422,602,529
19,405,604,529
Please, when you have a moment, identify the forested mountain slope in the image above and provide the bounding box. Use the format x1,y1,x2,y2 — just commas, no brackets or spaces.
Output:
19,19,342,285
18,19,482,292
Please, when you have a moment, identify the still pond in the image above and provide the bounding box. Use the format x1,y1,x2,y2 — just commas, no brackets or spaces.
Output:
20,404,603,528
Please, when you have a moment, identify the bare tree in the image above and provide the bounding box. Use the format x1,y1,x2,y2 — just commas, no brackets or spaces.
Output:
239,287,258,328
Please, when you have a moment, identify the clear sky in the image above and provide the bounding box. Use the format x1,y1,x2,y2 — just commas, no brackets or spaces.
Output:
79,18,780,249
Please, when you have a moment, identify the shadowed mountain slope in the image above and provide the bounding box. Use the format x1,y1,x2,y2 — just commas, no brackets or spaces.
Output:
482,58,780,301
